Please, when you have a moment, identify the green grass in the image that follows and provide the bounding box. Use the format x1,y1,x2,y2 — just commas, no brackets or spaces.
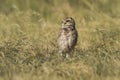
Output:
0,0,120,80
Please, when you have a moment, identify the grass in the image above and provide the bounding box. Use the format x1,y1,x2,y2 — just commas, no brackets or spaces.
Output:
0,0,120,80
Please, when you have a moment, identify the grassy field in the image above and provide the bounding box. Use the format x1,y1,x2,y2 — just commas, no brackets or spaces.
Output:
0,0,120,80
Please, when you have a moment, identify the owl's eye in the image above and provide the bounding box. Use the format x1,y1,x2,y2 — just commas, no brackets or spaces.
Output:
66,20,70,22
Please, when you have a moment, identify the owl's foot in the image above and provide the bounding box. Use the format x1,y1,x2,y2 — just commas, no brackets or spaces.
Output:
60,53,70,59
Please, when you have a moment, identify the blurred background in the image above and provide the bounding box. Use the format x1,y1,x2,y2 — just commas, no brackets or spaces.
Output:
0,0,120,20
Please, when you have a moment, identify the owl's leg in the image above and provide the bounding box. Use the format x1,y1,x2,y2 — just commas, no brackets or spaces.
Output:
60,53,68,59
65,53,69,58
60,53,63,57
62,53,66,58
58,50,63,56
61,53,69,59
58,51,70,59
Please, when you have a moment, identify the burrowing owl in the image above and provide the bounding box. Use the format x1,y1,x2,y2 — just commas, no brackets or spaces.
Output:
57,17,78,57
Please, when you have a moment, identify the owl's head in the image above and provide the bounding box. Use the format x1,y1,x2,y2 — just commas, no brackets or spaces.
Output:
62,17,75,29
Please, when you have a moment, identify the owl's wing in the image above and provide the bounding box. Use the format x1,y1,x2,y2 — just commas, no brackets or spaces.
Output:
68,30,78,49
